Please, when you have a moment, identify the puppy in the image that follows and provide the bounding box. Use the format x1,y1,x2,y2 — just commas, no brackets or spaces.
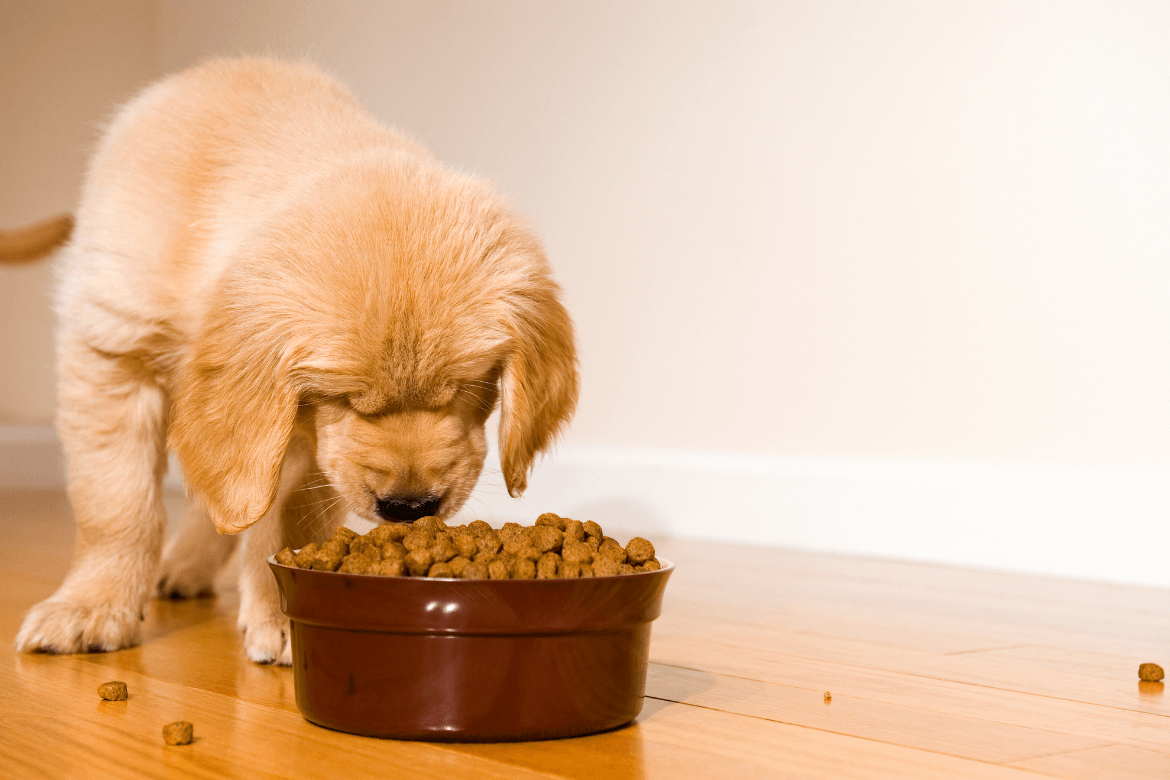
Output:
13,58,578,664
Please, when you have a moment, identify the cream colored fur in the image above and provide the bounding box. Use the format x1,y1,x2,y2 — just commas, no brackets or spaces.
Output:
15,58,578,664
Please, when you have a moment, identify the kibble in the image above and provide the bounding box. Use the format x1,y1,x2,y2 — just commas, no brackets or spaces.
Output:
448,556,471,577
535,513,564,530
405,548,434,577
429,538,458,563
367,524,409,545
593,557,620,577
462,560,490,579
1139,662,1165,682
476,532,503,558
333,526,358,543
338,553,377,575
563,519,585,543
97,681,128,701
307,545,344,572
561,541,594,565
274,516,663,580
597,537,624,561
415,515,446,532
402,529,434,552
536,552,561,579
162,721,194,746
626,537,655,565
428,561,455,578
292,542,319,568
452,532,478,559
376,558,406,577
532,525,564,553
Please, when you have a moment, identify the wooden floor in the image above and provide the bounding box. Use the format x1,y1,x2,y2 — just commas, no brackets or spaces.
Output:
0,490,1167,779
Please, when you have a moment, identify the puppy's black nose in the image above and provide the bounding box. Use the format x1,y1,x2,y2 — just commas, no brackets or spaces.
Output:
376,494,441,523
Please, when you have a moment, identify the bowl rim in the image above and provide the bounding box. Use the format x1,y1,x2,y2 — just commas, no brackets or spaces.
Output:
267,552,674,581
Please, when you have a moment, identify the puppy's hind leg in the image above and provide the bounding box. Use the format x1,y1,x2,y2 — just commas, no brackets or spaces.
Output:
156,501,238,599
16,341,169,654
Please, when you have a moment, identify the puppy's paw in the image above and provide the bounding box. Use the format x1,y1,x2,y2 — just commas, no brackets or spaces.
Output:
15,598,142,654
242,616,292,666
155,557,216,599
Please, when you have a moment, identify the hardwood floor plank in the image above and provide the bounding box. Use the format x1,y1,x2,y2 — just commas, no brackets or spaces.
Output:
648,637,1170,754
653,616,1170,716
0,651,562,780
449,697,1057,780
1007,744,1170,779
964,645,1168,683
645,663,1108,763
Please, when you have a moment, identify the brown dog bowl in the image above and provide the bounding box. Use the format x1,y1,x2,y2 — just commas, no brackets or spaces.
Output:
268,557,673,741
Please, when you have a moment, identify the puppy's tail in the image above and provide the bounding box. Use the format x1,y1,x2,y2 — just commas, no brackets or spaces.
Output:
0,213,74,264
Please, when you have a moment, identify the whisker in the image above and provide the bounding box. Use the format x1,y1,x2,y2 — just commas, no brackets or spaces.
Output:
296,489,344,509
455,388,494,413
286,472,335,494
296,493,344,526
288,480,336,495
300,495,346,539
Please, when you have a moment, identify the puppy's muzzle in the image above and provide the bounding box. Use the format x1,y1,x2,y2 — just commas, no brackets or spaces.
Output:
376,494,441,523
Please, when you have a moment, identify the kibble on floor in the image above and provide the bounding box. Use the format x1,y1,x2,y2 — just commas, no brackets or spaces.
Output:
97,681,128,701
162,721,194,746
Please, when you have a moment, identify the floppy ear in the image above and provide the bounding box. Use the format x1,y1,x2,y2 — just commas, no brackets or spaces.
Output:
170,308,301,534
498,284,579,497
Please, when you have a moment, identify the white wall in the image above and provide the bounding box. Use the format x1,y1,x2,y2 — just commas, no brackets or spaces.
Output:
0,0,158,423
154,0,1170,474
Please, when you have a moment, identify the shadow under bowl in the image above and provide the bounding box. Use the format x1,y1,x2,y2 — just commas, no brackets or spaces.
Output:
268,556,674,742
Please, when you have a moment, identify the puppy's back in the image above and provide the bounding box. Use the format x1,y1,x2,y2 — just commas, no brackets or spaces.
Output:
63,58,429,353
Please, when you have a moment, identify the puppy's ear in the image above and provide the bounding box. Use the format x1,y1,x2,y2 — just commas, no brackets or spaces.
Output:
170,307,300,534
499,284,579,497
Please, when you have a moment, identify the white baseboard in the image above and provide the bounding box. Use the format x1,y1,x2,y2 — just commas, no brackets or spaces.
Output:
4,425,1166,588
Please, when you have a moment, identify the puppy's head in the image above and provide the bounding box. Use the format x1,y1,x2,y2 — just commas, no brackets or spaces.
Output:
171,155,578,533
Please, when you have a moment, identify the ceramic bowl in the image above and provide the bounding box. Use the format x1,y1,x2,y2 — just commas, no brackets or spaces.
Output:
268,556,674,741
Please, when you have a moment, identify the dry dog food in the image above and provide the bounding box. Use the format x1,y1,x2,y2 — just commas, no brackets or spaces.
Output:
97,681,128,701
275,513,661,580
163,721,194,746
1139,662,1165,682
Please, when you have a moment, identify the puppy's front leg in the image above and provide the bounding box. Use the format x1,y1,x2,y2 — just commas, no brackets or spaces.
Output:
236,436,316,665
16,344,168,654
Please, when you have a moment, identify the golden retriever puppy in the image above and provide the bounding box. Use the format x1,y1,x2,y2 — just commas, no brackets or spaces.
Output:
14,58,578,664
